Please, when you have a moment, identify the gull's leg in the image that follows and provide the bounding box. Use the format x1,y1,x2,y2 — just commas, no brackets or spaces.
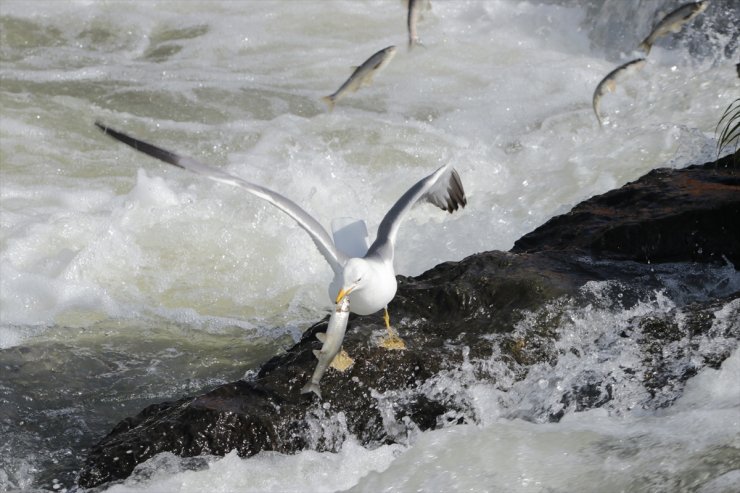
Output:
379,307,406,350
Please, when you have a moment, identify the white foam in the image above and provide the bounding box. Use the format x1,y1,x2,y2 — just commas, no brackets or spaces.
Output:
103,439,404,493
97,343,740,493
1,0,735,338
86,292,740,493
0,3,737,488
675,327,740,411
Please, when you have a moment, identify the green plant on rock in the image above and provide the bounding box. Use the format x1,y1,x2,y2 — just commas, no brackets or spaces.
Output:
715,97,739,158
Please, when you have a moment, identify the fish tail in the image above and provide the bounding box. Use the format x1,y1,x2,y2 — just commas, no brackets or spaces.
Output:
321,95,335,112
300,382,322,399
594,108,603,127
408,37,424,51
593,100,603,128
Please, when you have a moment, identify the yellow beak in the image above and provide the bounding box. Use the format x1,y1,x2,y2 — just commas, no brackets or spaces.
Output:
335,287,350,304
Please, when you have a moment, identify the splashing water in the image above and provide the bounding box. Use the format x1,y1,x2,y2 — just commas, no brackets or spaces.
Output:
1,0,738,491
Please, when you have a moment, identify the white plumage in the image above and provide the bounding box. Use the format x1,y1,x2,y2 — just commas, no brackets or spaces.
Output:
96,122,467,341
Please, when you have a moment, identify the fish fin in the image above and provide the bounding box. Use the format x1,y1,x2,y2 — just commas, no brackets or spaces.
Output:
312,349,322,360
359,75,375,89
300,382,322,399
638,40,651,55
321,95,335,112
316,332,327,343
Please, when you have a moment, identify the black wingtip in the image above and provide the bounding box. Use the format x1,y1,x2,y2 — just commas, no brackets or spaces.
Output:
446,169,467,213
94,121,184,169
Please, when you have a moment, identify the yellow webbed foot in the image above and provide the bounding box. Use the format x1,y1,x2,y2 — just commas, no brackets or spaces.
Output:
380,307,406,350
330,348,354,371
379,334,406,350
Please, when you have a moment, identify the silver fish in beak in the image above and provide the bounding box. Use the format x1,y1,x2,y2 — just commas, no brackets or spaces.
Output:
301,297,352,399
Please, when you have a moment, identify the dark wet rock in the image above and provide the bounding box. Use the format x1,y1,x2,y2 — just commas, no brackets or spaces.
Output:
512,151,739,265
78,154,740,488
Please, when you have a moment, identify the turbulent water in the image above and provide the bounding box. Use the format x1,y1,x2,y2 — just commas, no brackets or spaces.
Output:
1,0,738,491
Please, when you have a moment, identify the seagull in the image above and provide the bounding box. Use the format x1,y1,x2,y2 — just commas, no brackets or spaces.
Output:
95,122,467,348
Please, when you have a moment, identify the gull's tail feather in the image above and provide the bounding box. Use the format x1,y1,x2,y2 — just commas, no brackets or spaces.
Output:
331,217,370,258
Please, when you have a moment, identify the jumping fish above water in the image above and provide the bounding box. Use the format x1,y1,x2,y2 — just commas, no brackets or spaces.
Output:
638,1,709,55
322,45,397,112
301,297,352,399
592,58,647,127
407,0,428,50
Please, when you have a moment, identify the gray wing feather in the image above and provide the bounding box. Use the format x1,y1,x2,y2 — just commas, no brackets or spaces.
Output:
367,164,466,259
95,122,348,274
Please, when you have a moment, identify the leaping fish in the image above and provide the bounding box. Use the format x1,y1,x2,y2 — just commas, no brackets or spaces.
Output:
592,58,647,127
407,0,431,50
638,1,709,55
301,297,352,399
322,46,397,112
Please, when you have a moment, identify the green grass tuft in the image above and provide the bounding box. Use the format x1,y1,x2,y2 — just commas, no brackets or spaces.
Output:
715,97,740,158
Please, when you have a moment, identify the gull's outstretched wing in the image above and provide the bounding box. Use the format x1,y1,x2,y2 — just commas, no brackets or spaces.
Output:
95,122,348,274
367,164,466,260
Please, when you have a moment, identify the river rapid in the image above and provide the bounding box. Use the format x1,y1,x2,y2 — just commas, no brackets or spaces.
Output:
1,1,738,491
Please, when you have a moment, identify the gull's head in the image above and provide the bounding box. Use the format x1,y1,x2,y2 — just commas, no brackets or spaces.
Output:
336,258,371,303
